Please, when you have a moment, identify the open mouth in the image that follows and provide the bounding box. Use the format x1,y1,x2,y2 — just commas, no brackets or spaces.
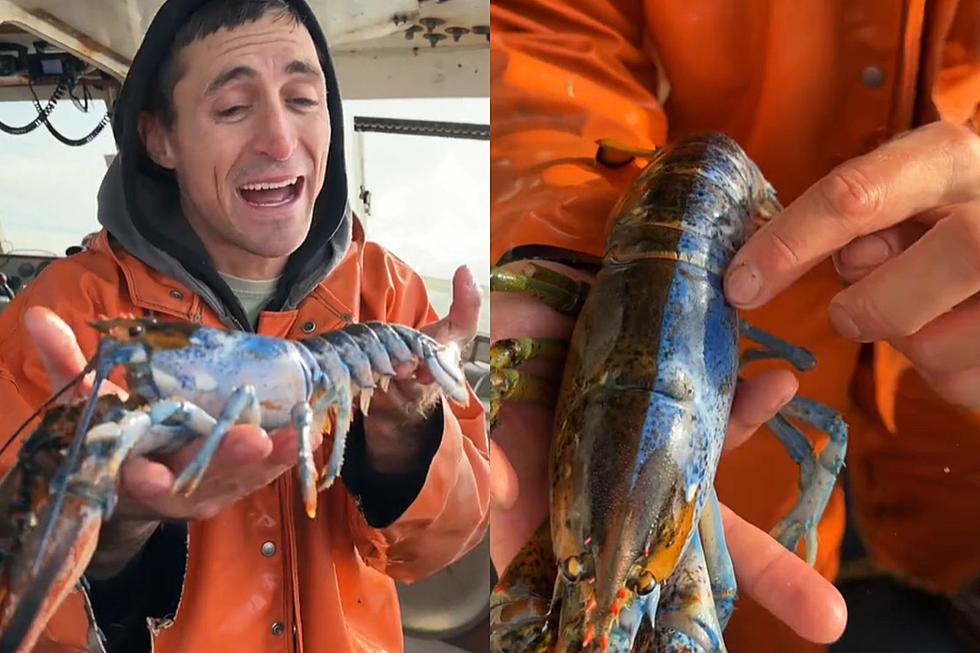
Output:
237,176,305,208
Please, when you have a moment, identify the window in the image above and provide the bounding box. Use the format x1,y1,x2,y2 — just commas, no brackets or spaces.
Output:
0,98,115,255
343,97,489,338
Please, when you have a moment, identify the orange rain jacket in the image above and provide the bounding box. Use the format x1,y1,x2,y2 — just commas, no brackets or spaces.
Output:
0,0,489,650
0,219,490,653
491,1,980,651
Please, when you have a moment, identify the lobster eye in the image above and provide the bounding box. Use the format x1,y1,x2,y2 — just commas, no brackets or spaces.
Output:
128,324,144,338
561,556,583,582
634,571,656,596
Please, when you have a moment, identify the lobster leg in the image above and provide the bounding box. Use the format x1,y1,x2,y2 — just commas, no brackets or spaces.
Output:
492,338,568,370
301,341,353,492
653,531,727,653
490,263,591,316
767,397,848,566
290,403,319,519
489,338,566,428
698,488,737,630
738,320,816,372
490,369,557,429
490,520,558,653
172,385,261,496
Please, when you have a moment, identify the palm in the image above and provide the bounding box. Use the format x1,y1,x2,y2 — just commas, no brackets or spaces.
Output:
23,306,310,520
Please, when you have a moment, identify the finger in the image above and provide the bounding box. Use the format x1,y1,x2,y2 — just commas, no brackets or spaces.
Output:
917,365,980,410
119,456,174,502
23,306,128,400
833,207,948,284
267,422,325,466
24,306,94,394
721,503,847,643
489,438,519,510
165,424,272,471
392,360,420,380
448,265,482,344
832,221,928,283
423,266,482,345
724,369,798,453
414,366,435,386
892,295,980,375
266,425,308,467
726,121,980,308
829,205,980,341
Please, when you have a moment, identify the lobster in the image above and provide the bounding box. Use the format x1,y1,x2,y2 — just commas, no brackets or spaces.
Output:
0,316,470,653
489,133,848,652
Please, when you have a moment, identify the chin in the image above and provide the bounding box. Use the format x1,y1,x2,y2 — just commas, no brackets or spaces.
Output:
246,225,311,257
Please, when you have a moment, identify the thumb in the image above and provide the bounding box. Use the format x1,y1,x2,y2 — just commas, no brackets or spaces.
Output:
424,266,482,346
22,306,124,401
24,306,91,393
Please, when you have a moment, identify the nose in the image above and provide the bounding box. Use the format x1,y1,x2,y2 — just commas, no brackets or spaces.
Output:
253,102,296,161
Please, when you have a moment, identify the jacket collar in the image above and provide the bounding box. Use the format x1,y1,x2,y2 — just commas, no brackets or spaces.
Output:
89,216,366,334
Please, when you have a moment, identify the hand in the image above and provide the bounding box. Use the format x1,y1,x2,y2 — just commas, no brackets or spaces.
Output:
24,307,313,575
490,261,847,645
724,121,980,408
362,266,482,472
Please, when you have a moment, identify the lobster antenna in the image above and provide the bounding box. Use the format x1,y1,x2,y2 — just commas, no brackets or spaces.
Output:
32,360,110,571
0,359,97,459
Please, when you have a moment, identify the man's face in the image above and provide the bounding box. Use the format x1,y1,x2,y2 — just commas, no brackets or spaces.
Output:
144,11,329,278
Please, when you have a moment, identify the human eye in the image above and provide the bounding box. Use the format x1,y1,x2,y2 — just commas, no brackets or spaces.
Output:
215,105,249,120
289,97,319,109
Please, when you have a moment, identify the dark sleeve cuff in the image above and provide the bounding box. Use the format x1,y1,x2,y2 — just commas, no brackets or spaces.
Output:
341,403,445,528
84,521,187,653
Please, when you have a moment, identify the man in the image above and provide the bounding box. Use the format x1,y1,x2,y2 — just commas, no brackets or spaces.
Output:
0,1,489,651
489,1,980,652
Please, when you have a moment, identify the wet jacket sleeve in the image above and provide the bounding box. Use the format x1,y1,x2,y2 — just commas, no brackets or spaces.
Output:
344,246,490,583
490,0,669,265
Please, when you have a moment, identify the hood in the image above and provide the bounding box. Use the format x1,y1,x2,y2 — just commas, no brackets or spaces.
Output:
97,0,351,330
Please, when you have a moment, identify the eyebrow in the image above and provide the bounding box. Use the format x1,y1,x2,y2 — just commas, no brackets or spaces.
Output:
285,59,322,79
205,59,322,96
205,65,255,95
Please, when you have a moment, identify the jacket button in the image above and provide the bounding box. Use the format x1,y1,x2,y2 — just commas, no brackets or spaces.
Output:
260,541,276,557
860,65,884,88
271,622,285,636
169,289,184,300
301,321,316,333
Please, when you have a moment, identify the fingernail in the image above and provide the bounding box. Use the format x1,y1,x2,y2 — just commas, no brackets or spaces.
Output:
725,263,762,306
839,234,891,268
829,303,860,339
